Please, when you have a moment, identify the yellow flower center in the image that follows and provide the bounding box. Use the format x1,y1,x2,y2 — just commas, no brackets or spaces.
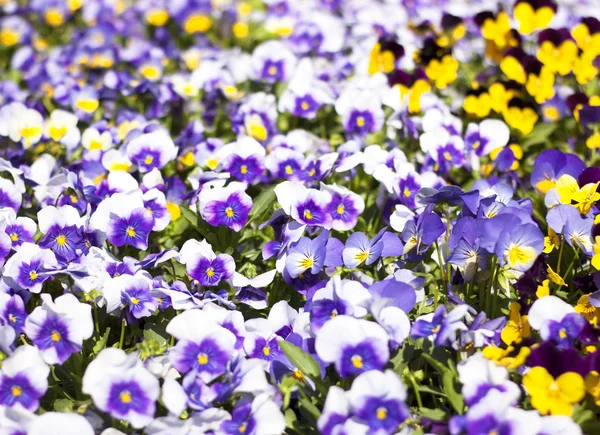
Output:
9,233,18,242
301,101,309,110
70,195,78,203
51,331,61,342
226,207,235,218
144,155,154,165
11,386,22,397
355,251,369,263
29,271,38,281
292,369,305,381
131,298,139,305
376,407,387,420
9,314,16,323
285,165,293,175
240,165,248,174
356,116,365,127
197,353,209,364
351,355,363,368
55,234,67,246
303,210,313,220
126,227,136,237
184,14,212,34
336,205,345,215
263,346,270,356
206,268,215,277
75,99,99,113
120,391,132,403
300,257,314,269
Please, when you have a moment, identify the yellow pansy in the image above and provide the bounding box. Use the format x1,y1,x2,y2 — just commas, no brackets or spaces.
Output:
368,42,396,75
536,279,550,298
525,67,555,104
572,23,600,55
463,92,492,118
503,105,538,135
483,345,530,369
481,12,511,47
573,52,598,85
586,371,600,406
489,82,516,113
523,367,585,416
425,55,458,89
571,182,600,214
543,228,560,253
501,302,531,345
592,236,600,270
537,40,578,76
514,2,554,35
546,265,565,286
555,174,579,205
500,56,526,84
575,295,600,326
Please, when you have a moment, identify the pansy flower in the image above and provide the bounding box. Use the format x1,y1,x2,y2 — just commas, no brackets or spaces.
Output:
0,345,49,411
285,231,328,278
530,150,585,194
102,272,158,320
3,243,59,294
198,182,253,232
335,88,384,138
275,181,333,229
513,0,557,36
322,184,365,231
348,370,409,433
82,348,160,428
251,40,297,83
315,315,389,377
528,296,586,349
91,192,154,250
167,309,237,382
219,137,266,184
0,293,27,334
411,305,469,347
25,293,93,365
180,239,235,287
495,223,544,272
125,124,178,173
37,205,85,263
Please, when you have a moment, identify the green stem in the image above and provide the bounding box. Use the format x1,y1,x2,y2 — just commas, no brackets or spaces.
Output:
118,316,126,349
408,373,424,409
93,300,100,338
556,237,564,274
557,246,580,292
434,242,446,308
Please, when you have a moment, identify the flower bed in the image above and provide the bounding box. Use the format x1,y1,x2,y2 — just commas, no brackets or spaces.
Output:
0,0,599,434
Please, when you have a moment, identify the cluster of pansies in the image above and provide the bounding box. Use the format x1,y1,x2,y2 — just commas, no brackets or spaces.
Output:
1,0,600,434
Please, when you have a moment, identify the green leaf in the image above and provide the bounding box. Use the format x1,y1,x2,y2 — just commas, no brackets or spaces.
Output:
298,396,321,419
521,122,557,147
92,327,111,355
247,186,276,225
419,407,446,421
53,398,74,412
442,370,465,414
279,341,321,380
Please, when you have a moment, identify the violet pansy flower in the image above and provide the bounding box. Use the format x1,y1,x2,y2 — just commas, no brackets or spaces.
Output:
198,182,253,232
180,239,235,287
315,315,389,377
82,348,160,429
0,345,49,411
24,293,93,365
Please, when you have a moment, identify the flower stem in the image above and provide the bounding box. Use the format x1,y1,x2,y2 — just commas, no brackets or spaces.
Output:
118,316,126,349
